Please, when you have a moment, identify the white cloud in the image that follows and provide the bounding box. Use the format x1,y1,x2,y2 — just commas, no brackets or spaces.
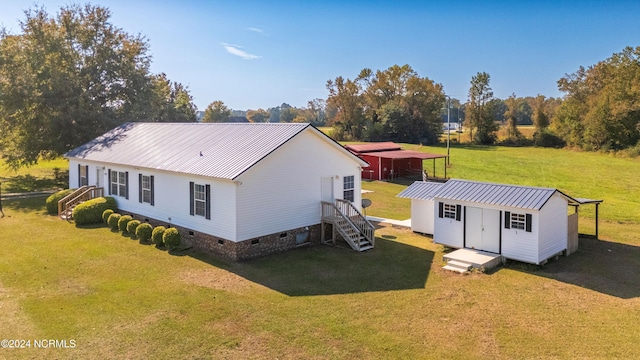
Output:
221,43,261,60
247,27,264,34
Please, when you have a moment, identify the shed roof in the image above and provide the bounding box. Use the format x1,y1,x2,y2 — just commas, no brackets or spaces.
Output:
433,179,580,210
362,150,447,160
345,142,401,153
397,181,444,200
65,122,366,180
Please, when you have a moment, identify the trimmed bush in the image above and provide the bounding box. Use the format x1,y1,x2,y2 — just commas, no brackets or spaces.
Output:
45,189,74,215
108,213,121,230
102,209,114,224
136,223,153,243
118,215,133,232
163,228,181,250
127,220,141,235
152,226,166,247
73,197,117,225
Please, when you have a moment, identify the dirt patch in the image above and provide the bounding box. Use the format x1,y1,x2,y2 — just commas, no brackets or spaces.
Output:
0,281,39,338
178,268,265,294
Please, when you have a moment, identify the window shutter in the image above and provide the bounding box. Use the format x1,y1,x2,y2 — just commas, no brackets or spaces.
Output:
77,164,81,187
438,202,444,218
455,205,462,221
189,182,194,216
150,176,155,206
138,174,143,203
525,214,532,232
205,184,211,220
505,211,511,229
125,171,129,200
108,170,112,195
85,165,89,185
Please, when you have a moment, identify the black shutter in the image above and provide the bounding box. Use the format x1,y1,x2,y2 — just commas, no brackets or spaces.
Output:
77,164,81,187
205,184,211,220
525,214,532,232
125,171,129,200
108,169,112,195
150,176,155,206
138,174,143,203
505,211,511,229
455,205,462,221
85,165,89,185
189,182,194,216
438,202,444,218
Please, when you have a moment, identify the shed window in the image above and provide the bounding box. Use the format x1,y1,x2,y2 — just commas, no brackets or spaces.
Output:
444,204,457,219
109,170,128,199
438,202,462,221
511,213,526,230
505,211,532,232
343,175,355,202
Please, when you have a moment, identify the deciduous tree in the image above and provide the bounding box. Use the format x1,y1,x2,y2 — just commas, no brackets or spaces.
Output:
202,100,231,123
466,72,498,144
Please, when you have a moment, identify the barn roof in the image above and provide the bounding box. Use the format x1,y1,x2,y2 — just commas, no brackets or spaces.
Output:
345,142,401,153
65,122,366,180
433,179,580,210
397,181,444,200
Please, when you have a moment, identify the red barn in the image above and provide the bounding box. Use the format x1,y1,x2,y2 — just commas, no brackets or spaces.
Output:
345,142,448,181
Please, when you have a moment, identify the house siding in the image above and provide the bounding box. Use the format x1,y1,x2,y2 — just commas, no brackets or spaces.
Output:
235,130,362,241
501,210,539,264
433,200,464,248
411,199,435,234
537,194,569,262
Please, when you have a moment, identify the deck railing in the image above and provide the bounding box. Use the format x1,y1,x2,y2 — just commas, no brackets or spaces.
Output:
58,186,104,219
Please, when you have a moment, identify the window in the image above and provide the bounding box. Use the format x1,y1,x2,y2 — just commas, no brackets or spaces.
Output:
109,170,128,198
189,182,210,219
504,211,532,232
343,175,355,202
444,204,457,219
79,165,88,186
139,174,154,205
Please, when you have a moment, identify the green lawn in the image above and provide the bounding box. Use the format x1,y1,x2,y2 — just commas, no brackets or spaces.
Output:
1,197,639,359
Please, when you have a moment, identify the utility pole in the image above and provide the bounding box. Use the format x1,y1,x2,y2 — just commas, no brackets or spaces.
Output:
446,96,451,165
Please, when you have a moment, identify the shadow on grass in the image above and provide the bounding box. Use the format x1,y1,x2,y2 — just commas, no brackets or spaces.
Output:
529,237,640,299
187,237,434,296
2,196,48,213
3,173,67,193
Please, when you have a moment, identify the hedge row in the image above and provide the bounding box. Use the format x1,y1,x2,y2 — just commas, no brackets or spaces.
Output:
100,212,181,249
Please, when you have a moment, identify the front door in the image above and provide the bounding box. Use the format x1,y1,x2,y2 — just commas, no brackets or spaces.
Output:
465,207,501,253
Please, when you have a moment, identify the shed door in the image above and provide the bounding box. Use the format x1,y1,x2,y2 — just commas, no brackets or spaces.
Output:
321,177,334,203
465,207,501,253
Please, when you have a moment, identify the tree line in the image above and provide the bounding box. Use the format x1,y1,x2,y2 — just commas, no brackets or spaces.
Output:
2,4,639,169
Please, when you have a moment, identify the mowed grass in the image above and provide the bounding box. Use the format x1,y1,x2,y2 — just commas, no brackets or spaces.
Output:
0,157,69,193
1,197,639,359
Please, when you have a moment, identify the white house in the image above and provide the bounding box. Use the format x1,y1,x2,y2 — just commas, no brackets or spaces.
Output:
397,181,443,235
65,122,371,260
401,179,592,265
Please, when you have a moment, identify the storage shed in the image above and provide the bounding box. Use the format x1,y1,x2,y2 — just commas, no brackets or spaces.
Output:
431,179,590,265
397,181,444,235
345,142,447,181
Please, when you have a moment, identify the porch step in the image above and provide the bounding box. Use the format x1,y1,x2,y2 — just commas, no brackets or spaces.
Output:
443,259,472,273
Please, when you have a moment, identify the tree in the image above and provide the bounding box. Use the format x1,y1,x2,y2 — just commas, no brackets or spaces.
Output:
466,72,498,144
146,73,196,122
532,94,550,131
0,4,194,168
202,100,231,123
503,94,524,143
246,108,270,123
326,76,365,140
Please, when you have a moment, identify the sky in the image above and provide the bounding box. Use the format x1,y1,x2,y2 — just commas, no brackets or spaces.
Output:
1,0,639,111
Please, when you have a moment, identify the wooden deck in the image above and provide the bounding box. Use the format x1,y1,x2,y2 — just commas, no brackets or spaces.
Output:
442,248,503,273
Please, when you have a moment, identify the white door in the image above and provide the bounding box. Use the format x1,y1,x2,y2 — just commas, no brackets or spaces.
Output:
321,177,334,203
465,206,501,253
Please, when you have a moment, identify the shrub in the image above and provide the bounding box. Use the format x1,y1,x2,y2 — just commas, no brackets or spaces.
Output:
118,215,133,232
102,209,114,224
73,197,117,225
152,226,166,247
108,213,121,230
163,228,181,250
45,189,74,215
533,129,566,148
136,223,153,243
127,220,141,235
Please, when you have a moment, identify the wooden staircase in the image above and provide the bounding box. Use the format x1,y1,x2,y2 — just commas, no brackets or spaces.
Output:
58,186,104,220
321,199,375,252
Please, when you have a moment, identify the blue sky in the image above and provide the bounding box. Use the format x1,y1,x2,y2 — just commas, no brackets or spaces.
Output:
2,1,639,111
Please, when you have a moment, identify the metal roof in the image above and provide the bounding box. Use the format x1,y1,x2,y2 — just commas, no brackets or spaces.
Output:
433,179,579,210
345,142,401,153
65,122,365,180
397,181,444,200
360,150,447,160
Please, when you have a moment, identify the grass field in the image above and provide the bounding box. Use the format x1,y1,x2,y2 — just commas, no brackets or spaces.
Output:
1,145,640,358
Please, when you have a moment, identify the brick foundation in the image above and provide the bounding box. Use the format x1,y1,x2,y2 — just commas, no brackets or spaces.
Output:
123,211,321,261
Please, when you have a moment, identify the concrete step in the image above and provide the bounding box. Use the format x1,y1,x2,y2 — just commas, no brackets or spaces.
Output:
443,264,468,273
443,259,472,273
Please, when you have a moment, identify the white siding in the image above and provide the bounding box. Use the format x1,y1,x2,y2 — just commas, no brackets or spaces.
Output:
235,129,362,241
433,201,464,248
411,199,434,234
501,211,539,264
537,194,568,262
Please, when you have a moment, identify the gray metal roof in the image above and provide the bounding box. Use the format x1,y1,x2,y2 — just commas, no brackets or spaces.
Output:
65,122,364,180
433,179,578,210
397,181,444,200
